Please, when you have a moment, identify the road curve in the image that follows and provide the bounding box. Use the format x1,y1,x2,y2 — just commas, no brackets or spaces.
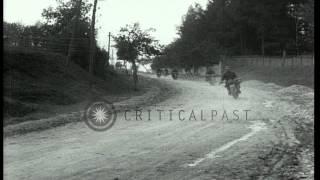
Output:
4,75,286,180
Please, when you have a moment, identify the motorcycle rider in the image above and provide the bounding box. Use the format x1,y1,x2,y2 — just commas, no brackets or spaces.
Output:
164,68,169,76
172,68,178,74
220,66,240,95
156,68,162,76
171,68,178,79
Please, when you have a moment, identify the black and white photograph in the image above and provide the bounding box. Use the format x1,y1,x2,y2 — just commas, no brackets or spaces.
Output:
3,0,314,179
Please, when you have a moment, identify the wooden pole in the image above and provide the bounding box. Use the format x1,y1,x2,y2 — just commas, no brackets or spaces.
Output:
106,32,111,67
89,0,98,74
108,32,111,58
66,0,82,67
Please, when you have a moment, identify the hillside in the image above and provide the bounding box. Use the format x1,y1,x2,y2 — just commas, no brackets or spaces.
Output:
3,49,142,125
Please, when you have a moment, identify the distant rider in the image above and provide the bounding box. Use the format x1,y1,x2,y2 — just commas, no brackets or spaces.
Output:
164,69,169,76
172,68,178,74
171,68,178,79
220,66,240,95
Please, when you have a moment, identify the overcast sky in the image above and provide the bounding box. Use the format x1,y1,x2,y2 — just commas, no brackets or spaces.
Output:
4,0,208,48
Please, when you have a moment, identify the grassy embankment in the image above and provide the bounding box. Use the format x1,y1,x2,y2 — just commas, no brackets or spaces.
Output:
3,49,154,126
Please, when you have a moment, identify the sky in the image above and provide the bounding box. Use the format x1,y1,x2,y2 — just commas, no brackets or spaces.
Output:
4,0,209,48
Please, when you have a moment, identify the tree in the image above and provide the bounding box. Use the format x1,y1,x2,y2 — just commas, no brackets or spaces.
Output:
3,22,25,47
94,47,109,78
296,0,314,53
4,0,110,78
67,0,82,67
155,0,313,70
41,0,93,69
89,0,98,74
113,23,161,90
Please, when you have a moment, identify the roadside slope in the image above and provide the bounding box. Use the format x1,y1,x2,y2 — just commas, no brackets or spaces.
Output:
4,49,142,126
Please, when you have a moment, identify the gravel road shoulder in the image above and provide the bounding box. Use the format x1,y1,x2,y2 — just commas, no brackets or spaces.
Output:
4,75,178,137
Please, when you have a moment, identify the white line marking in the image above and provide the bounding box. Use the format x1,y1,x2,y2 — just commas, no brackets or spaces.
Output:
187,122,267,167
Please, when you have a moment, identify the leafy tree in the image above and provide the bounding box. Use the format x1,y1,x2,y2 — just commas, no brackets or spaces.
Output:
3,22,25,47
113,23,161,90
38,0,108,72
41,0,93,68
94,47,109,78
4,0,110,78
89,0,98,74
295,0,314,53
153,0,313,69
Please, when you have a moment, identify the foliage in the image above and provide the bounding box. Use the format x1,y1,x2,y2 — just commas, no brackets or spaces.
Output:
113,23,162,62
152,0,314,69
113,23,162,89
3,0,109,77
94,47,109,78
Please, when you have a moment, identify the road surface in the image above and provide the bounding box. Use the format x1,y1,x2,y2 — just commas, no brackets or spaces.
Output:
4,75,299,180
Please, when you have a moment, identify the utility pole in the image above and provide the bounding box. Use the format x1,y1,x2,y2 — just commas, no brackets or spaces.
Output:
107,32,111,66
66,0,82,67
111,48,114,65
295,16,299,57
89,0,98,74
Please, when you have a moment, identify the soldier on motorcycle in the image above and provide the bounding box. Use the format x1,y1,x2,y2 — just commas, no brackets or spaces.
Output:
156,68,162,77
171,68,178,79
164,69,169,76
220,66,240,95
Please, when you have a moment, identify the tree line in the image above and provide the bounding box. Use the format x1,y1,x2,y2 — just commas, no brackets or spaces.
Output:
3,0,108,78
151,0,314,70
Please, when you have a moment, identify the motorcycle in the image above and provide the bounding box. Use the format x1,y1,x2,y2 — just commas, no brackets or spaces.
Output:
228,78,241,99
171,71,178,80
156,71,161,78
164,69,169,76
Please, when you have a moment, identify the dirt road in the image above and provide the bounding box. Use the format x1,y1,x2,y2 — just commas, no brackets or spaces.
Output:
4,75,311,180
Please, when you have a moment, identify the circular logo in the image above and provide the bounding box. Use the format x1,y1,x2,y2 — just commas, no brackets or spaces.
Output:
84,100,117,131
